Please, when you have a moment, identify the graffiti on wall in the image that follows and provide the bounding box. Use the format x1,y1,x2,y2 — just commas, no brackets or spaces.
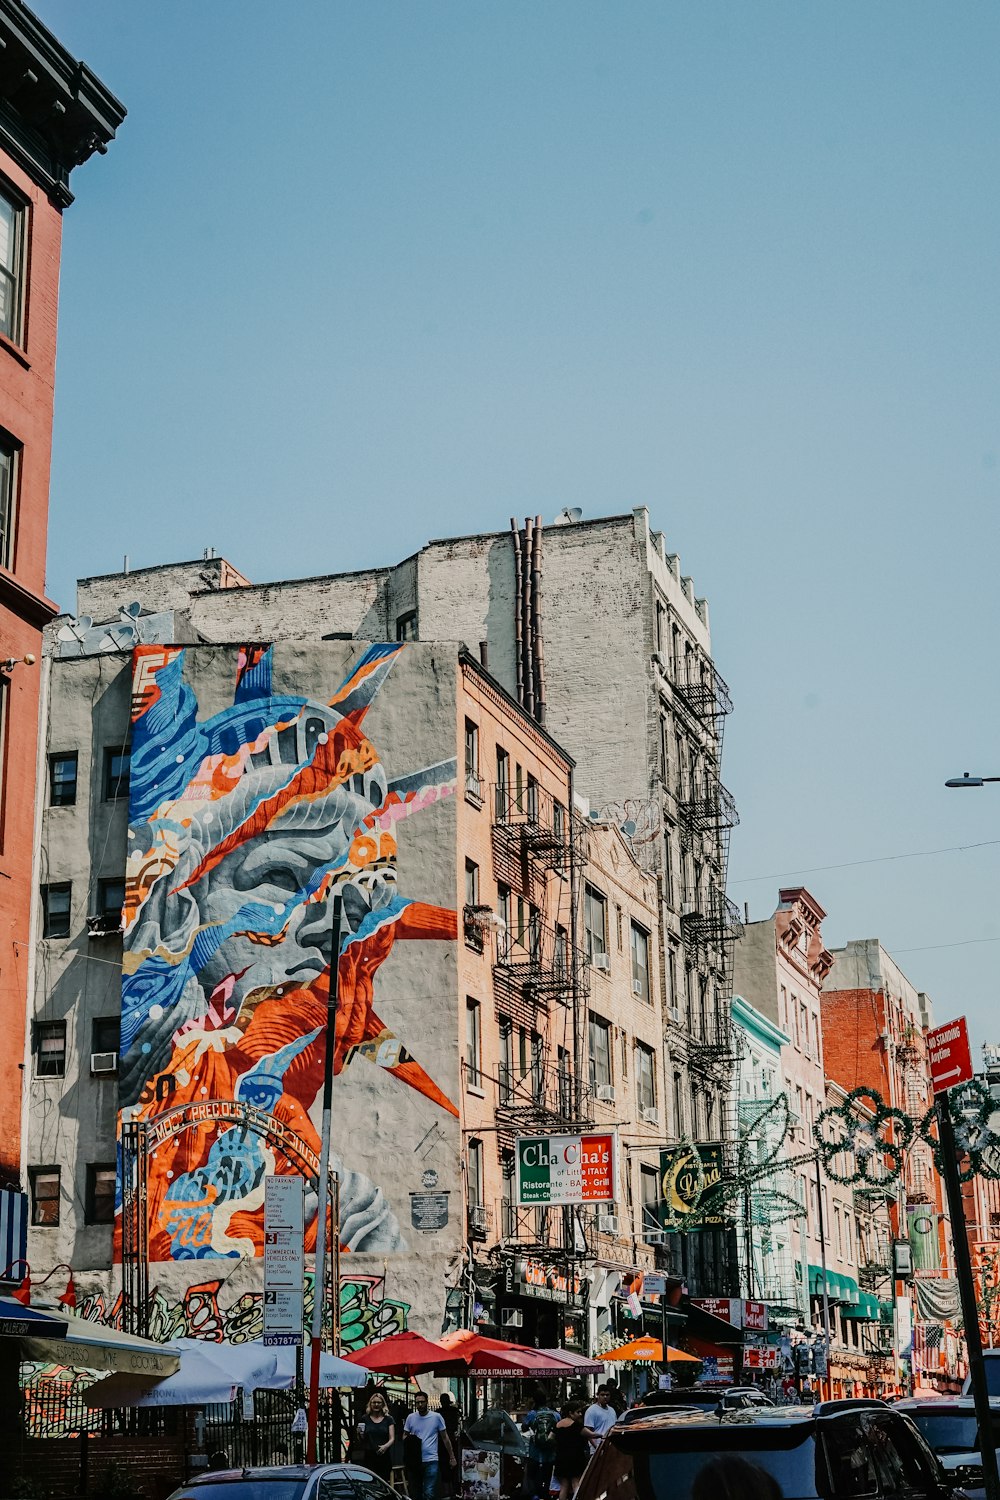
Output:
21,1275,409,1437
121,642,457,1263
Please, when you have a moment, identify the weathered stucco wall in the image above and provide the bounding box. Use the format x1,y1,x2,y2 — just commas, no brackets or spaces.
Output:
31,638,465,1339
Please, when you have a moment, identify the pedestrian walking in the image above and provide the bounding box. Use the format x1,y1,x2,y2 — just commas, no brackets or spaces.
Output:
356,1391,396,1482
582,1388,616,1451
521,1387,559,1500
404,1392,457,1500
552,1402,590,1500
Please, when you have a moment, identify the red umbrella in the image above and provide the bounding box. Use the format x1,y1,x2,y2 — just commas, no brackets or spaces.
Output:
440,1331,581,1378
343,1330,468,1378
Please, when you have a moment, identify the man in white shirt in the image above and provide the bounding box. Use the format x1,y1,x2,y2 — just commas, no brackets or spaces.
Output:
583,1386,617,1450
404,1392,457,1500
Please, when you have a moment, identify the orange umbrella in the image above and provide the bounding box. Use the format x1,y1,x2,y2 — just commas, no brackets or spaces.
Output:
601,1337,700,1363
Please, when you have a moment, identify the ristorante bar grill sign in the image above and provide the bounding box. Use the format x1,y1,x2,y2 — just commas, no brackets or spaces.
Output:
515,1132,618,1206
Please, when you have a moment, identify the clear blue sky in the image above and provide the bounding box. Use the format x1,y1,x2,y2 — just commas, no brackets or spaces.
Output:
42,1,999,1049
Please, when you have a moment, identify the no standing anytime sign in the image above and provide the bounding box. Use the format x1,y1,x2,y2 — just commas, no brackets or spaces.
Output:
927,1017,974,1094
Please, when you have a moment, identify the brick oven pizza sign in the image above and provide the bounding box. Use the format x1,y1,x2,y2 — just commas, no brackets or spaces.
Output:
515,1132,618,1206
928,1017,973,1094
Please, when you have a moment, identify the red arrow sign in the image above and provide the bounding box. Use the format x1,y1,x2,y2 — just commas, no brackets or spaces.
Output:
927,1016,974,1094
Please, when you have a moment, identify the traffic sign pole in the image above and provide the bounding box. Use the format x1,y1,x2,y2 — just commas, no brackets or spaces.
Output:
931,1016,999,1500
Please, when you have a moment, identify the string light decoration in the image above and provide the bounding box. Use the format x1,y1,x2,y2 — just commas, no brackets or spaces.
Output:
657,1081,1000,1230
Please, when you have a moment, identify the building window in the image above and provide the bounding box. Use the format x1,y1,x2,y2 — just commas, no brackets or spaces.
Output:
395,611,417,641
557,1045,572,1115
49,752,78,807
630,922,650,1001
497,883,510,952
91,1016,120,1074
641,1165,660,1237
499,1019,513,1102
584,884,607,965
673,1070,684,1137
553,800,566,843
96,877,125,930
103,746,130,801
0,437,18,571
35,1021,66,1078
554,922,569,981
636,1043,657,1113
588,1013,612,1092
0,189,25,343
42,882,71,939
465,858,479,907
526,772,539,823
464,718,481,801
468,1138,484,1207
29,1167,60,1227
465,998,482,1089
663,824,676,907
85,1164,116,1225
495,747,510,822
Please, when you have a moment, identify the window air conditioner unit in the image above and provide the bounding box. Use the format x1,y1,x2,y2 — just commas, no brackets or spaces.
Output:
632,980,644,996
465,772,483,800
596,1084,616,1104
594,953,611,971
501,1309,523,1330
641,1107,659,1127
597,1214,619,1234
91,1051,118,1076
469,1204,488,1233
645,1230,668,1245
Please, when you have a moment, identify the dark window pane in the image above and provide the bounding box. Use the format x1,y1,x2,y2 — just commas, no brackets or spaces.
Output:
30,1169,60,1226
93,1016,120,1053
49,753,78,807
36,1021,66,1077
104,747,130,800
42,883,71,939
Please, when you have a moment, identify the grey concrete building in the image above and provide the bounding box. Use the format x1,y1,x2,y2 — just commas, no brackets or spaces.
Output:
68,508,742,1293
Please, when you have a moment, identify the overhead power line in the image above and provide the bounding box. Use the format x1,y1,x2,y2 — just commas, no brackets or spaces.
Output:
729,839,1000,886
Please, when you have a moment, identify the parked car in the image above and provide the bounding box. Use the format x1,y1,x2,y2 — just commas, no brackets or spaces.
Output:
633,1385,775,1413
895,1396,1000,1497
167,1464,396,1500
965,1355,1000,1399
574,1404,973,1500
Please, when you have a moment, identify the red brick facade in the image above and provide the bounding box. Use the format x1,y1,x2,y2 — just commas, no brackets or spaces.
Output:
0,147,64,1185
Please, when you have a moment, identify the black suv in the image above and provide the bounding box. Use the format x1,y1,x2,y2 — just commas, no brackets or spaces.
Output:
573,1405,970,1500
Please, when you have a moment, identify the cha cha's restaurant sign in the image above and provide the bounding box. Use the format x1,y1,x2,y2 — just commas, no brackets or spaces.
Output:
515,1132,618,1207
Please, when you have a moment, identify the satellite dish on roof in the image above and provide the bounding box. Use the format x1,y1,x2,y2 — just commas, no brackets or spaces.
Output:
553,506,583,525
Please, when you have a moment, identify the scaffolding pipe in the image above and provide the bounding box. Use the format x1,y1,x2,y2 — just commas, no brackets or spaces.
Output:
510,517,523,706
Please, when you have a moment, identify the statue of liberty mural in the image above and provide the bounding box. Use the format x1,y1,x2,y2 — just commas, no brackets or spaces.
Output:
120,641,457,1261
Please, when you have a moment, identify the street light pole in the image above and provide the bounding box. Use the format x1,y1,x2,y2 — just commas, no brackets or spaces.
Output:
936,1096,1000,1500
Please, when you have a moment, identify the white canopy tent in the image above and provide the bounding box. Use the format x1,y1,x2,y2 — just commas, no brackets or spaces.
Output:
84,1337,367,1406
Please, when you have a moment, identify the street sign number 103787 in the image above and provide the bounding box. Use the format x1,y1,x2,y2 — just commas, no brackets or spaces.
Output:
927,1017,974,1094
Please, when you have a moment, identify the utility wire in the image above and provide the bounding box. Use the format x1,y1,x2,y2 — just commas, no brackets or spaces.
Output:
729,838,1000,885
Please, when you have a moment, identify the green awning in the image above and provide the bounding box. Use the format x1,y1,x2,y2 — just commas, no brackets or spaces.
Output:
808,1266,860,1306
840,1290,881,1321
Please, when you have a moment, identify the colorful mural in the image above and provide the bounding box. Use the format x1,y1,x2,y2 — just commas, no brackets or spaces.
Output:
120,641,457,1262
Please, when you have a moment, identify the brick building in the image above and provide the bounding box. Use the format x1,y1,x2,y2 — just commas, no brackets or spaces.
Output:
821,938,954,1388
0,2,122,1198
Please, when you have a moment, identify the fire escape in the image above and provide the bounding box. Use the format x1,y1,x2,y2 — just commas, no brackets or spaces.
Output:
478,780,594,1261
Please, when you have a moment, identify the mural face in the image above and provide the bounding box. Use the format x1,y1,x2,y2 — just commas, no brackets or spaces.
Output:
121,642,457,1262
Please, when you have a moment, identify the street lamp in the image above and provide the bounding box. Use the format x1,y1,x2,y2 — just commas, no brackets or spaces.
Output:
945,773,1000,788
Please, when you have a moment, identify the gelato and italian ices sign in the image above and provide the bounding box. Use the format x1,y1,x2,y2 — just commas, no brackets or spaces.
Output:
515,1132,617,1206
